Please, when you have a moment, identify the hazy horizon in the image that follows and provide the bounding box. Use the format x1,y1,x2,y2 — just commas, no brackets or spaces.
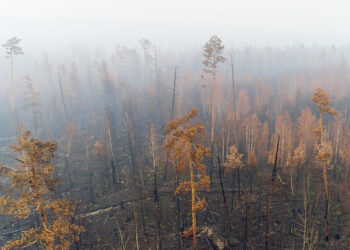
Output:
1,0,350,53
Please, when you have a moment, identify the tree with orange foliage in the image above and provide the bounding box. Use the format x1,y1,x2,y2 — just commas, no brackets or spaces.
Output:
290,142,306,196
296,107,318,161
312,88,337,241
0,131,83,249
165,109,210,250
225,145,243,198
312,88,337,145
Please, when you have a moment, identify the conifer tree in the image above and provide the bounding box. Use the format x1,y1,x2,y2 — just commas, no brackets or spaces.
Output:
2,37,24,132
0,131,83,249
203,35,226,176
312,88,337,241
165,108,210,250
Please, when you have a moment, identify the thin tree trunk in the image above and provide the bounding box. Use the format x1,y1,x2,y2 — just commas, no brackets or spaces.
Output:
245,126,249,155
217,155,228,216
57,67,68,118
149,121,161,249
244,205,249,249
176,171,182,250
124,106,147,239
290,165,294,198
133,208,140,250
280,120,285,167
237,168,241,198
322,163,329,241
334,122,340,177
305,120,308,156
319,113,329,241
164,66,178,181
265,135,280,250
10,55,20,134
106,115,117,184
210,71,216,184
31,106,38,136
85,142,95,204
222,125,225,161
230,51,237,146
211,72,216,149
171,66,177,119
30,163,53,248
189,149,197,250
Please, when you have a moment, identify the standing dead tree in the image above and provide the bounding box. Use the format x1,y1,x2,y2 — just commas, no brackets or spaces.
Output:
105,111,118,185
230,50,238,147
84,138,95,204
123,103,147,243
57,66,68,118
164,66,178,181
148,120,162,249
265,135,280,250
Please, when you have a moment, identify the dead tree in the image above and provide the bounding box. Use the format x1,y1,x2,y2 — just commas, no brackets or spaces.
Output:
148,120,162,249
265,135,280,250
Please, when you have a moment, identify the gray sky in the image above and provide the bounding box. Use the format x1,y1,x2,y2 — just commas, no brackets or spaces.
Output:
1,0,350,51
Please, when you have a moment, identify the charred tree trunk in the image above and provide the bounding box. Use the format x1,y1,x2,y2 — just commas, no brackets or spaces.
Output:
149,120,162,249
124,105,147,240
265,135,280,250
106,112,117,185
217,155,227,210
230,51,238,146
210,71,216,186
57,67,68,118
64,157,73,188
85,142,95,204
164,66,178,181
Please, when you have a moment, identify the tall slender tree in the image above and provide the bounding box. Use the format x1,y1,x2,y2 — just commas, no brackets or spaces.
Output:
230,50,238,146
203,35,226,178
165,108,210,250
2,37,24,132
312,88,337,241
148,120,162,249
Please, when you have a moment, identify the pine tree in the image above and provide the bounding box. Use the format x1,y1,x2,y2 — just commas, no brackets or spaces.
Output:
203,35,226,178
312,88,337,241
165,108,210,250
2,37,24,132
0,131,83,249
